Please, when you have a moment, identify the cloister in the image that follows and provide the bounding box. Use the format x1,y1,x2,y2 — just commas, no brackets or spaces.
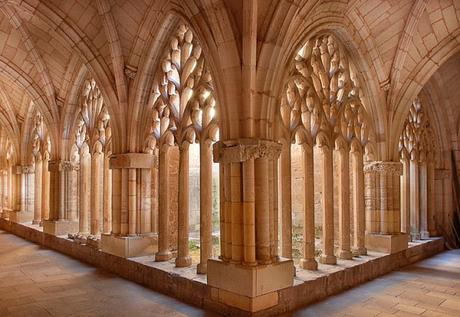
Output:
0,0,458,316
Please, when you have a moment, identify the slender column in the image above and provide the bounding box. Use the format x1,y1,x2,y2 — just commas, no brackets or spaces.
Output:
67,163,79,221
337,143,352,259
280,142,292,258
319,140,336,265
128,168,137,235
176,142,192,267
352,149,367,255
427,160,436,235
242,158,256,265
255,157,270,264
410,155,420,240
400,155,410,235
300,143,317,270
230,162,243,263
223,162,232,260
198,140,213,273
380,164,391,234
156,145,172,261
140,168,152,234
20,172,26,213
79,153,90,234
103,155,112,234
419,159,429,239
219,163,225,259
272,159,279,260
151,157,159,233
41,155,50,221
13,166,21,212
90,151,102,235
33,157,42,225
48,161,65,221
111,168,121,234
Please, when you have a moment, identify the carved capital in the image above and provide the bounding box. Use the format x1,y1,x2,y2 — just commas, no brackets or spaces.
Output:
364,161,402,176
213,139,282,163
61,161,80,171
21,165,34,174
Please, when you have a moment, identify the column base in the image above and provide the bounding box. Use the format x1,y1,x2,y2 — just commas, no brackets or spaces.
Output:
43,220,79,236
420,231,430,239
32,220,40,225
299,258,318,270
319,254,337,265
8,210,33,223
338,250,353,260
1,208,12,220
207,258,294,312
87,235,101,250
411,231,421,241
365,233,409,254
352,246,367,256
175,255,192,267
101,233,157,258
155,250,172,262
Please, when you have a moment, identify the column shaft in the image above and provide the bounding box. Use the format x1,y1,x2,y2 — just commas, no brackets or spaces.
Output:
410,159,420,239
338,146,352,259
198,141,213,273
352,151,366,255
103,155,112,234
280,144,292,258
300,144,317,269
33,159,42,225
176,143,191,267
320,143,336,264
156,146,172,261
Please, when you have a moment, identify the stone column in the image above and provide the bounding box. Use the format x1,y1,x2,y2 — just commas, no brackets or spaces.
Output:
66,162,79,221
103,154,112,234
101,153,156,258
33,157,42,225
280,141,292,258
318,139,336,265
400,155,410,235
9,166,34,223
427,159,436,236
79,153,91,234
255,157,270,264
409,155,420,240
337,141,352,260
43,160,79,235
41,154,50,221
198,139,213,273
176,142,192,267
151,156,159,234
90,150,102,236
139,168,152,234
351,146,366,255
419,158,429,239
156,145,172,261
299,143,317,270
208,139,294,313
364,161,408,254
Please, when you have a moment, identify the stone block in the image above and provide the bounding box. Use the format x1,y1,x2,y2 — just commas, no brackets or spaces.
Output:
207,258,294,312
101,234,157,258
43,220,79,236
366,233,409,254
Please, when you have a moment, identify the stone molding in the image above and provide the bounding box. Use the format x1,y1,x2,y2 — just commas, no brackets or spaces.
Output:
364,161,402,175
213,139,282,163
62,161,80,171
109,153,156,169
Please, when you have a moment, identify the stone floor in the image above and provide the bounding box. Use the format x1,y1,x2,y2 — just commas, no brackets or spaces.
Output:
0,229,458,317
0,230,217,317
288,249,460,317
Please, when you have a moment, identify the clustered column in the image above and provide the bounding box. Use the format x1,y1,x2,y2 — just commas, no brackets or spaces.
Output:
212,139,281,266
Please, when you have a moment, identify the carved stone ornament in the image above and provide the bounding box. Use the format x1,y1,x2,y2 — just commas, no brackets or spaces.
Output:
363,161,403,175
21,165,35,174
213,139,282,163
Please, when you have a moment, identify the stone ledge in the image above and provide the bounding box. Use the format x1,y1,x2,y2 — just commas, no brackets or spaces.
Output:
365,233,409,254
0,218,445,317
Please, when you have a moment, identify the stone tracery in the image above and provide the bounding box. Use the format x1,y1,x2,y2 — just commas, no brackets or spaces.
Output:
280,33,372,268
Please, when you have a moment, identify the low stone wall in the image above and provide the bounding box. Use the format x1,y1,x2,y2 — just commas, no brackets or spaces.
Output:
0,218,445,317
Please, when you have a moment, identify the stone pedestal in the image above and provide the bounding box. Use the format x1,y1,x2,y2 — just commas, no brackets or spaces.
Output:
43,220,79,236
101,234,157,258
1,208,12,220
207,258,294,312
9,210,33,223
365,233,409,254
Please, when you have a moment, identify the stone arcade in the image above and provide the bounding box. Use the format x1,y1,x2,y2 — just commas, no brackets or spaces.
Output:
0,0,458,316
